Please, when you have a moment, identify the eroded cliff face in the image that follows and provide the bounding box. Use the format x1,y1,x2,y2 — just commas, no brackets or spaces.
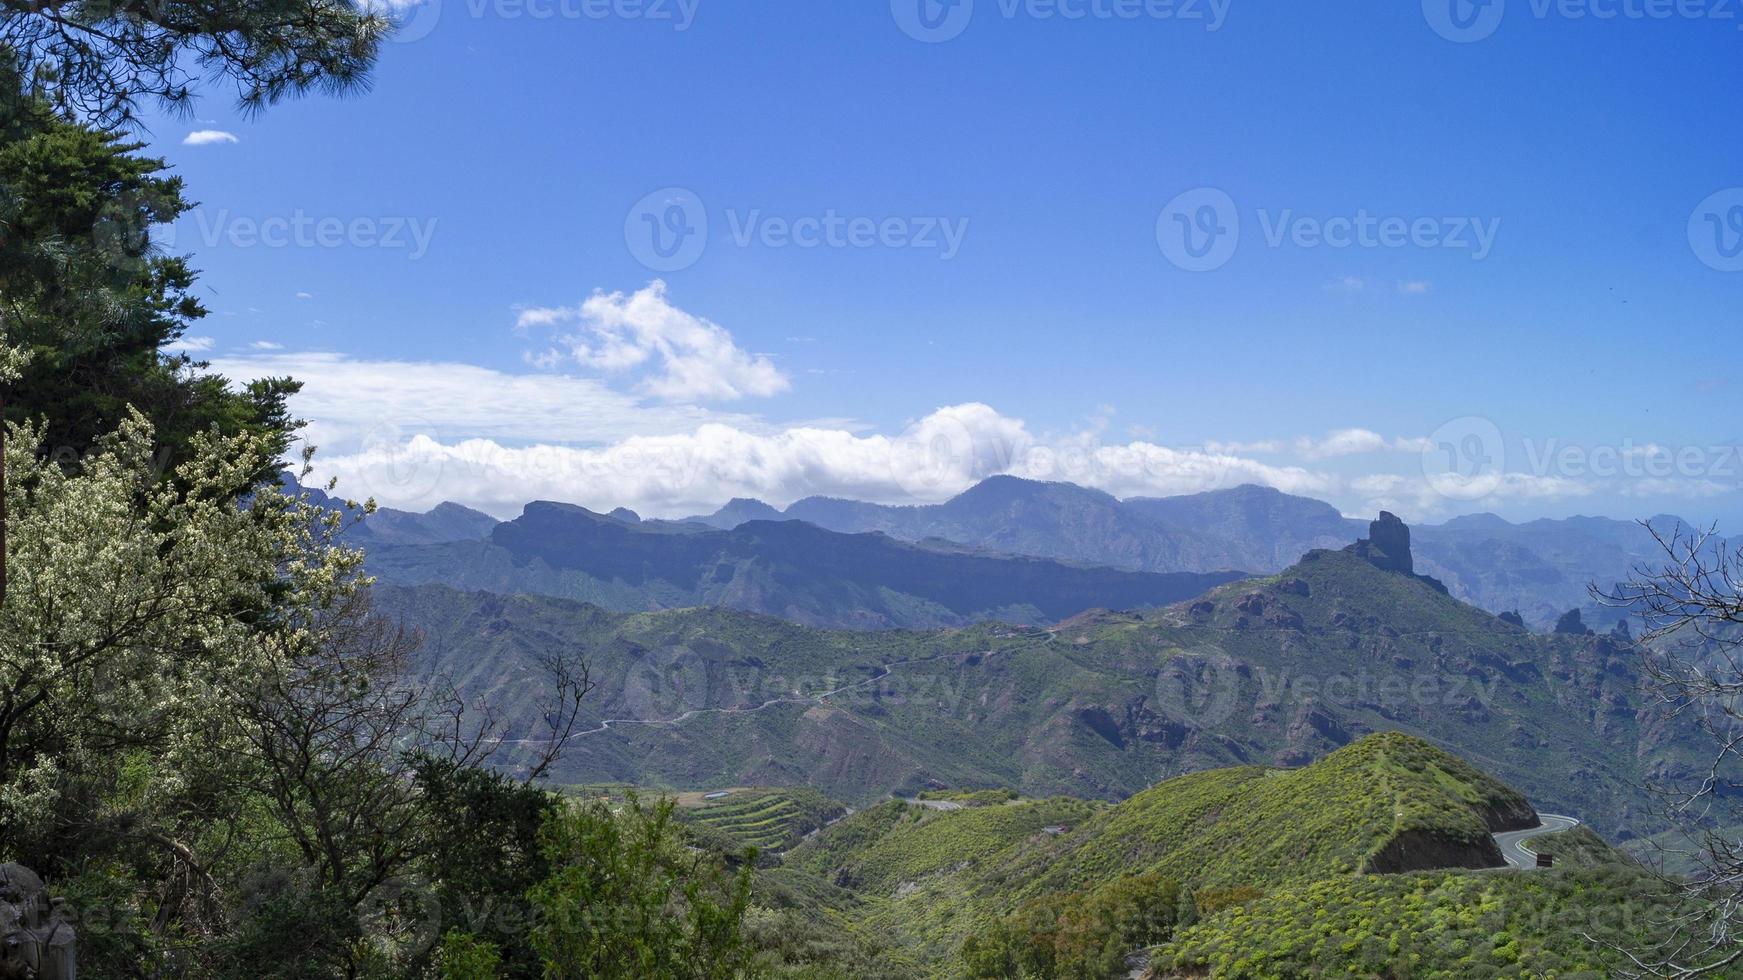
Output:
1362,828,1508,874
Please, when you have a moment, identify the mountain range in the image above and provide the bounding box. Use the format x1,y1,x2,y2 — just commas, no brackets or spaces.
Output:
687,478,1696,629
361,500,1243,630
373,515,1697,843
337,476,1695,631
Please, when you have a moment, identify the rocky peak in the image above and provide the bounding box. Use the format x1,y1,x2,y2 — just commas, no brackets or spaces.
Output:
1554,608,1594,636
1346,512,1415,575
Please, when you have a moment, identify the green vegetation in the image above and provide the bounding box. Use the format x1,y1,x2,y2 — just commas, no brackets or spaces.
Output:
676,788,847,854
528,795,756,979
375,542,1692,846
768,734,1553,973
0,24,768,978
960,873,1185,979
1013,731,1530,894
917,788,1020,807
1156,864,1676,979
0,54,300,484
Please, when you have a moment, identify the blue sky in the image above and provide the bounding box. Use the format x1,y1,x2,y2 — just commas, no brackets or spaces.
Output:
146,0,1742,524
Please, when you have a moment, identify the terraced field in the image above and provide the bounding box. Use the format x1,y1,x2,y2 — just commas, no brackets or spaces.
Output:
676,787,848,853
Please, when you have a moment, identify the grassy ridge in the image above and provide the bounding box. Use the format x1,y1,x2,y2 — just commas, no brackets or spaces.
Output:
1001,731,1532,900
779,734,1539,968
1155,864,1671,979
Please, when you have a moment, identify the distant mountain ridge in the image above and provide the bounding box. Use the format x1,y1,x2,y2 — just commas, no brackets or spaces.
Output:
318,474,1700,632
362,499,1244,630
685,477,1697,628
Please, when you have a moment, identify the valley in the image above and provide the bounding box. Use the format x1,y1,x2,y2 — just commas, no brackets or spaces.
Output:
376,512,1697,846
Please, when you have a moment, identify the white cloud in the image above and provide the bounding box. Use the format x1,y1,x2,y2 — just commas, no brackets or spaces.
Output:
266,369,1340,517
519,281,790,402
1397,280,1433,295
296,292,314,301
163,336,215,353
210,351,761,458
1618,478,1734,499
1204,439,1287,454
182,130,239,146
1294,428,1433,459
251,341,284,350
1327,275,1366,293
1349,471,1598,519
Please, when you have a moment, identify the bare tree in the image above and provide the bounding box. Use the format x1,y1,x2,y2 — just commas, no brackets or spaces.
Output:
232,584,593,975
1594,521,1743,978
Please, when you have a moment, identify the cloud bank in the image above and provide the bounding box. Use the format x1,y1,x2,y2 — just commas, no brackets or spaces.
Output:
207,282,1734,524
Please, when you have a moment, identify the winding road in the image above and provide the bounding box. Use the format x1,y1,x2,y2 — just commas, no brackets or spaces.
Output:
1494,814,1581,870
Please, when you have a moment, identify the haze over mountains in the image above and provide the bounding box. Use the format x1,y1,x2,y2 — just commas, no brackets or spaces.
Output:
342,475,1694,630
362,500,1242,630
687,478,1695,629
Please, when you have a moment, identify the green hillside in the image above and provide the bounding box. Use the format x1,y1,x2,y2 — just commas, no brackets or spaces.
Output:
1011,732,1535,892
1152,864,1668,979
375,534,1693,843
774,735,1535,964
675,787,847,854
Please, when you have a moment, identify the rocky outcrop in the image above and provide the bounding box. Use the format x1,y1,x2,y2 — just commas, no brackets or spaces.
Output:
0,863,75,979
1344,513,1449,593
1346,512,1414,574
1362,828,1507,874
1555,609,1594,636
1372,512,1413,574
